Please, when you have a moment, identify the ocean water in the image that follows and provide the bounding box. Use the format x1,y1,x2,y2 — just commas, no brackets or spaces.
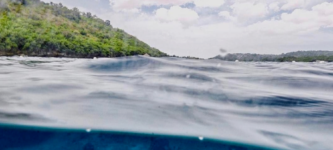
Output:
0,56,332,150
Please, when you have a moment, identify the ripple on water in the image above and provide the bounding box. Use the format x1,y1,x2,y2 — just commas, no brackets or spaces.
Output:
0,56,332,150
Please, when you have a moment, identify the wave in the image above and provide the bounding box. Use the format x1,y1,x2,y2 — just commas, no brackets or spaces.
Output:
0,56,333,150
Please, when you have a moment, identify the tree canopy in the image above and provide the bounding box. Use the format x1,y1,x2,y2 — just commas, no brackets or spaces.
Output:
212,51,333,62
0,0,167,58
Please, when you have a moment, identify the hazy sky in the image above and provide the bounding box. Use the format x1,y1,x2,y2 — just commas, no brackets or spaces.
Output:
41,0,333,58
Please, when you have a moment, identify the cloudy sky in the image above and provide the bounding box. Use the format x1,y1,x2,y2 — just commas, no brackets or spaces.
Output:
41,0,333,58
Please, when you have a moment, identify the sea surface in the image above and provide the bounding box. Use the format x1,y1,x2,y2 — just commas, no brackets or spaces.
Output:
0,56,332,150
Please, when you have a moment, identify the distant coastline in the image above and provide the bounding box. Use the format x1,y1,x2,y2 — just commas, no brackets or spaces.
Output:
210,51,333,62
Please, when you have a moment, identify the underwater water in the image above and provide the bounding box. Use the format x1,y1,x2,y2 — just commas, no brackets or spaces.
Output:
0,56,332,150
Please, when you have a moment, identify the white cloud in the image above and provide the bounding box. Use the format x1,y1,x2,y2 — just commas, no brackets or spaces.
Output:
249,2,333,35
194,0,225,8
281,9,317,24
268,2,280,12
109,0,226,11
248,19,319,35
281,0,305,10
218,11,236,21
312,2,333,15
109,0,193,12
107,10,333,58
231,2,269,21
281,2,333,28
108,0,228,12
155,6,199,25
109,0,141,12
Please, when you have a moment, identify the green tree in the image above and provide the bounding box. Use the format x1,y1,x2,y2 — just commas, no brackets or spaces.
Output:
0,0,167,57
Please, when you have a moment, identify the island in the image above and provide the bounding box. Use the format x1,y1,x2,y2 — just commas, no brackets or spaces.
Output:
211,51,333,62
0,0,167,58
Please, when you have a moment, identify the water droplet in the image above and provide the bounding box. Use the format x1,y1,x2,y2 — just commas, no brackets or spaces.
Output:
198,136,204,141
86,128,91,132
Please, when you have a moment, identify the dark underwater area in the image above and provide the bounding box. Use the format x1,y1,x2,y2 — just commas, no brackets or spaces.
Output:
0,124,280,150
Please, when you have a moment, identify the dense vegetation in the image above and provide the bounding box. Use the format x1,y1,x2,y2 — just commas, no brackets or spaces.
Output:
0,0,167,58
212,51,333,62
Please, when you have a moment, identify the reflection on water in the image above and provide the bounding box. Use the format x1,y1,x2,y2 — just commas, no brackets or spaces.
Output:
0,56,333,150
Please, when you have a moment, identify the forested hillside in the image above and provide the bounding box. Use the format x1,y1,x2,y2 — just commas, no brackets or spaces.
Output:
0,0,167,57
212,51,333,62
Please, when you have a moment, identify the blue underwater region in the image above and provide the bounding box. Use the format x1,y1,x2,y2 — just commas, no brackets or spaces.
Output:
0,125,278,150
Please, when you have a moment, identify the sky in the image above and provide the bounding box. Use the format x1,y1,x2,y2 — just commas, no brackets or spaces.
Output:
41,0,333,58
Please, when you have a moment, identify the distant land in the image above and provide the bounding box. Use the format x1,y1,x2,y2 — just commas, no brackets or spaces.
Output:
211,51,333,62
0,0,167,58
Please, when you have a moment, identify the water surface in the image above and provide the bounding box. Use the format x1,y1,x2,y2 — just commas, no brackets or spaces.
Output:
0,56,332,150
